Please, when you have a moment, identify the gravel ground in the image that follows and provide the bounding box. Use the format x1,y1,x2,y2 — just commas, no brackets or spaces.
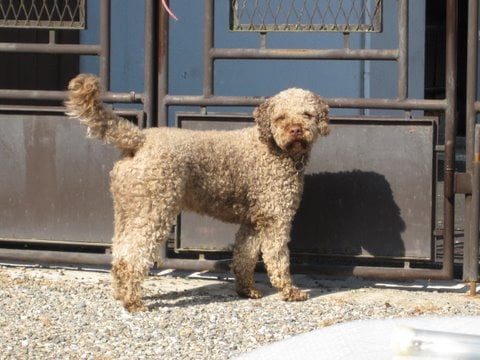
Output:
1,264,479,360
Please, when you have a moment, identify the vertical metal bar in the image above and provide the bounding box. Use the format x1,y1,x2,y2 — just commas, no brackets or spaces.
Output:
469,124,480,294
48,30,56,44
144,0,155,128
443,0,458,279
397,0,408,101
157,0,169,126
374,0,383,32
204,0,214,97
343,32,350,49
99,0,111,89
260,32,267,49
464,0,479,285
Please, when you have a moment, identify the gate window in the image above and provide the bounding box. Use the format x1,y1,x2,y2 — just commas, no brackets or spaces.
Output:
0,0,85,29
230,0,382,32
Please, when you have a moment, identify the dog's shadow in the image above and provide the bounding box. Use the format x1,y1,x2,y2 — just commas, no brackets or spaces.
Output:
145,290,234,310
144,281,276,310
143,273,332,310
292,170,406,257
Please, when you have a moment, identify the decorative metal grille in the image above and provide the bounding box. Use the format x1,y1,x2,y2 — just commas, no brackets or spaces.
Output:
0,0,85,29
230,0,382,32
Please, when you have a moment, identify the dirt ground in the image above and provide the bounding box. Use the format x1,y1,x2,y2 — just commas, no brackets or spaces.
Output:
2,263,479,311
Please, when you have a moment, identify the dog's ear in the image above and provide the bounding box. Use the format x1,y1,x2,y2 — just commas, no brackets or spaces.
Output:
315,95,330,137
254,97,274,143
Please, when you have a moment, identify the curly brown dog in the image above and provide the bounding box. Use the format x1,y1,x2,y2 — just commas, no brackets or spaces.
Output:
65,74,330,312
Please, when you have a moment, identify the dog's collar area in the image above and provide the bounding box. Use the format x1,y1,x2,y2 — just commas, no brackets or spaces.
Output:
267,139,306,174
293,154,306,174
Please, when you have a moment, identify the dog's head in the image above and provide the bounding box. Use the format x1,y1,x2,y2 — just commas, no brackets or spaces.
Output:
254,88,330,155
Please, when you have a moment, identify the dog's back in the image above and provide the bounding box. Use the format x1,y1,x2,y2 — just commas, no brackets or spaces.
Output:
113,125,263,224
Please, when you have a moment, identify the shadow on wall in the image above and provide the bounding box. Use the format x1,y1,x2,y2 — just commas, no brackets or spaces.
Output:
291,170,406,258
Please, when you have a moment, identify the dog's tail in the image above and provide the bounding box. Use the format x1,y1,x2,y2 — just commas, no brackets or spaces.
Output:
65,74,145,153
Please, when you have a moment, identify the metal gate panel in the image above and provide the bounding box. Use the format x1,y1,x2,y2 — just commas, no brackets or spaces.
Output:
175,113,436,260
0,114,118,244
0,0,472,285
293,117,436,259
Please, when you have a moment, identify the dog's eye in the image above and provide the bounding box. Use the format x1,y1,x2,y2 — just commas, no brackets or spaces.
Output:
274,115,285,122
303,111,314,118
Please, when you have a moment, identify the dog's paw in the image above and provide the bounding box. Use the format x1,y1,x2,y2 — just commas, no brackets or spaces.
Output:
281,287,309,302
124,300,147,312
236,287,263,299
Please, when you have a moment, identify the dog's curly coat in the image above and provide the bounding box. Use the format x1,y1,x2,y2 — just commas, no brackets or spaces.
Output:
65,74,330,312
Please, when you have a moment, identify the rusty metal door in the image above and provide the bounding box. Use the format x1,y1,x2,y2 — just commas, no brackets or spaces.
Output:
0,0,153,264
0,0,478,287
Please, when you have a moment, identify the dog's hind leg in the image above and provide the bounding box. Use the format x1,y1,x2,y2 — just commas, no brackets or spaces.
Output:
232,224,263,299
110,202,175,312
111,207,179,312
110,165,181,312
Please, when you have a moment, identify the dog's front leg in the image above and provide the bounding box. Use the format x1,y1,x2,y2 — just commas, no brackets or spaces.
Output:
260,225,309,301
